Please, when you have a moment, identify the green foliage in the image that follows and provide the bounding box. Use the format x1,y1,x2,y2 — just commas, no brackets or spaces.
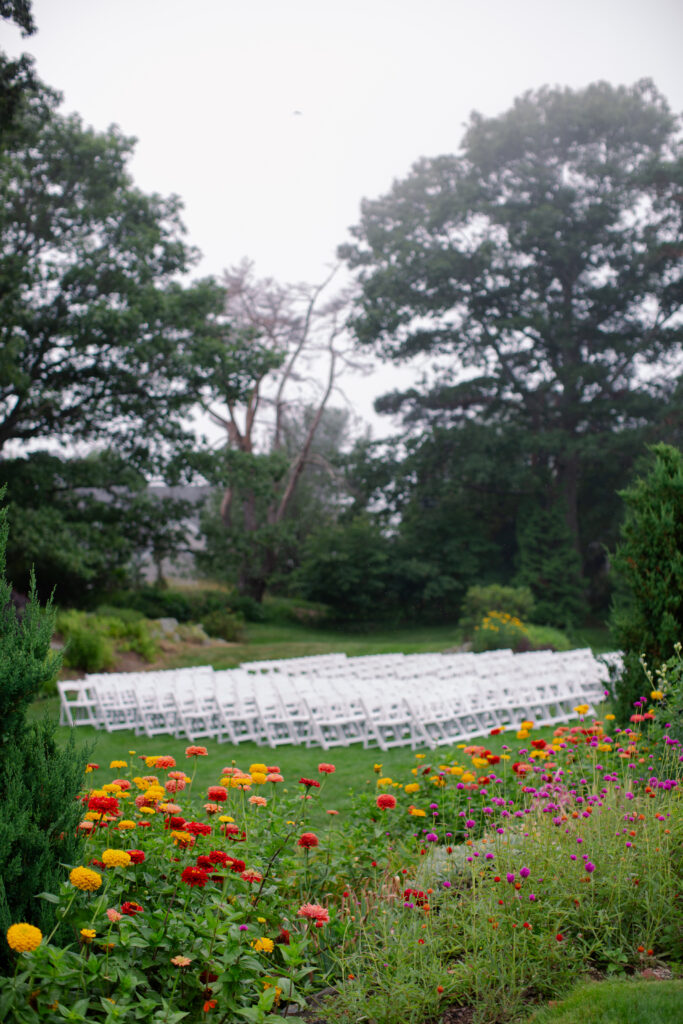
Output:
0,496,87,972
516,504,587,629
105,587,231,624
56,610,159,671
198,608,244,642
471,610,529,652
296,516,395,623
611,444,683,722
341,80,683,612
0,73,249,468
0,453,197,603
459,584,535,637
525,623,572,652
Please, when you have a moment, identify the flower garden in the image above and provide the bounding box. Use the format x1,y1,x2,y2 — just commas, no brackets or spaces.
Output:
2,696,682,1024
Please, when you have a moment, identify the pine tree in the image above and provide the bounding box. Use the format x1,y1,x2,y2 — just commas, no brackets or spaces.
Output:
515,504,586,630
611,445,683,722
0,494,88,971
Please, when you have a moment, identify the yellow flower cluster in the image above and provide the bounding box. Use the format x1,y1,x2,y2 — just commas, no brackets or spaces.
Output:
69,867,102,892
475,610,528,634
6,923,42,952
102,849,132,868
251,937,274,953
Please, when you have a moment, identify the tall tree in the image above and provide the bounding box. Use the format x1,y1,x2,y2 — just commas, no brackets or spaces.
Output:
197,262,361,601
340,81,683,564
0,74,252,469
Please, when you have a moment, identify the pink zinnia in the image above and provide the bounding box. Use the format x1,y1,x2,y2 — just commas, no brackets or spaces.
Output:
165,779,186,793
266,773,284,783
297,902,330,924
106,908,122,923
318,763,336,774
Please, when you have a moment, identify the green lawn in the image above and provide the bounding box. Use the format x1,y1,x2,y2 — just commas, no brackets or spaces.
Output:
30,694,576,827
521,978,683,1024
161,619,615,670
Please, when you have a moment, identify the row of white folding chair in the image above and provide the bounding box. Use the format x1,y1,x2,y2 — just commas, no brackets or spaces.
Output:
58,678,101,727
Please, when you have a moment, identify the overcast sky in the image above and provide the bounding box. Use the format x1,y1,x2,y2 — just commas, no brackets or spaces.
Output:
4,0,683,438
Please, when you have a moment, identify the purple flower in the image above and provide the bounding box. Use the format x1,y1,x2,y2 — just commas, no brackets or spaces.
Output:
585,862,595,873
506,873,515,884
465,819,476,828
426,832,438,842
519,866,530,879
239,925,248,931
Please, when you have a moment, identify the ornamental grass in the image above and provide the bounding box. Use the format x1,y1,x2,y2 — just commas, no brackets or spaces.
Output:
1,710,681,1023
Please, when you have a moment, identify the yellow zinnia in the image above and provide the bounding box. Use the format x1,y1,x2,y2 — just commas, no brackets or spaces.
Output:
404,783,420,794
69,867,102,892
109,760,128,769
6,923,42,952
650,690,664,701
80,929,96,943
251,937,274,953
101,849,131,868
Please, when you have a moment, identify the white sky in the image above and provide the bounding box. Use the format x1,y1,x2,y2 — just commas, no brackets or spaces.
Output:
4,0,683,439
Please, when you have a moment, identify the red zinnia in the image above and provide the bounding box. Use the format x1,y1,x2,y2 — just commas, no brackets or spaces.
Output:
120,901,143,916
185,822,212,837
155,755,176,769
318,763,336,774
207,786,228,802
226,857,246,873
88,795,119,815
208,850,229,866
126,849,145,864
276,927,290,945
186,745,208,757
376,794,397,810
299,777,320,788
298,832,319,848
165,816,186,830
181,866,209,888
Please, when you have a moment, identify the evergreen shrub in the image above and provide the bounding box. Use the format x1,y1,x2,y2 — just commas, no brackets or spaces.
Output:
200,608,245,642
611,444,683,723
0,496,87,972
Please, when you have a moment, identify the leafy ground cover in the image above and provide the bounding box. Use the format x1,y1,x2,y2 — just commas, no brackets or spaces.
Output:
5,698,681,1023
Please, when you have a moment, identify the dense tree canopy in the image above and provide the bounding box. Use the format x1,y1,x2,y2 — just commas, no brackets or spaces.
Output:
0,78,257,469
341,81,683,561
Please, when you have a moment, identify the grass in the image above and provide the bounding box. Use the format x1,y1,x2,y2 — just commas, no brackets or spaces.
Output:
158,620,615,671
30,695,568,827
521,978,683,1023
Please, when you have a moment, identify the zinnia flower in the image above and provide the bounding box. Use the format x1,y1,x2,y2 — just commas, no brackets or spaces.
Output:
240,869,262,884
126,849,145,864
80,928,96,943
6,923,42,952
185,746,208,757
299,777,320,788
181,866,209,888
120,902,143,916
101,849,132,868
266,773,284,783
88,795,119,816
297,903,329,924
69,867,102,892
251,937,274,953
207,786,228,802
155,755,176,769
106,909,122,923
297,832,319,849
249,795,267,807
185,821,212,837
376,794,397,810
171,955,193,967
318,763,335,774
109,760,128,769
